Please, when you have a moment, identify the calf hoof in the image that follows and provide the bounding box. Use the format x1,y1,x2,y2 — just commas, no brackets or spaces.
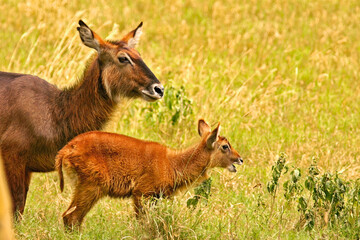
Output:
63,215,81,232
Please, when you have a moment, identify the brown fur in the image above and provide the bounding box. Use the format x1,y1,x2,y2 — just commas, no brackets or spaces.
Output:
55,119,243,229
0,20,163,216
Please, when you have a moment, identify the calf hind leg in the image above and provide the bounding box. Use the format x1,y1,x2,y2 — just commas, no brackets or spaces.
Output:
62,184,102,230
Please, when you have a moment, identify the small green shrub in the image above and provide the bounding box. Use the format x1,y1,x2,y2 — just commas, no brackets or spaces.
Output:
283,168,303,203
267,152,288,197
141,83,194,127
267,154,360,237
186,178,212,208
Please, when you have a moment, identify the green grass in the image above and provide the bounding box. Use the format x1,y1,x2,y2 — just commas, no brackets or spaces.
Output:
1,0,360,238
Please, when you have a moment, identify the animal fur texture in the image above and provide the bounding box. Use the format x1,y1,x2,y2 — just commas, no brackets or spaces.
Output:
56,119,243,229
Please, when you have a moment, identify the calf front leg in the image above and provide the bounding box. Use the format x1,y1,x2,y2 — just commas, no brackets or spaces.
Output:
132,193,159,218
132,195,144,217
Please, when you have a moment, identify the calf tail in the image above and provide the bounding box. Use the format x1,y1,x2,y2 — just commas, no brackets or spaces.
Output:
55,152,65,192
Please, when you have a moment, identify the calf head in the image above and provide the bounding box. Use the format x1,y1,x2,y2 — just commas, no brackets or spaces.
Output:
198,119,243,172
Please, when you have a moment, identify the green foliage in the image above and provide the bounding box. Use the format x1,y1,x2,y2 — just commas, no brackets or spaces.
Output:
267,153,360,236
266,152,288,196
283,168,303,202
186,178,212,208
141,83,194,126
295,161,359,233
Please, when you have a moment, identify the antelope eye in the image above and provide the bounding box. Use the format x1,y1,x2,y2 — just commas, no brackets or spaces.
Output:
222,145,229,151
118,57,129,63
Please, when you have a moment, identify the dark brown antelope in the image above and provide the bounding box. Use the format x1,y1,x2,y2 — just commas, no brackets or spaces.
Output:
0,20,164,217
56,119,243,229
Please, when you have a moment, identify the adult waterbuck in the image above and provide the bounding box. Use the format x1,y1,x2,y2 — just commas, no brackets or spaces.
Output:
0,20,164,217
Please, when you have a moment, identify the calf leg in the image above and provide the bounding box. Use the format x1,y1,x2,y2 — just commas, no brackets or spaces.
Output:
132,195,144,217
62,184,102,230
133,193,157,218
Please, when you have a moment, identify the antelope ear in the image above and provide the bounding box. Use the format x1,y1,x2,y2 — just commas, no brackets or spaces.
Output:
121,22,143,48
198,119,211,137
206,123,221,149
77,20,105,52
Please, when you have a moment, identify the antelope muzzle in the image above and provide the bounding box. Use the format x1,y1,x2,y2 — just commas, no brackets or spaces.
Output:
141,83,164,102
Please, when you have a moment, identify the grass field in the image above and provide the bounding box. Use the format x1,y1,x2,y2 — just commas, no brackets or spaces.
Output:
1,0,360,239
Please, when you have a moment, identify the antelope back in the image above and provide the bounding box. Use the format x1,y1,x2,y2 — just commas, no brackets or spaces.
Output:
77,20,164,102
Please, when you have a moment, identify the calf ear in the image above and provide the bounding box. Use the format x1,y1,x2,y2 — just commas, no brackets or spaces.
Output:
206,123,221,149
198,119,211,137
121,22,143,48
77,20,105,51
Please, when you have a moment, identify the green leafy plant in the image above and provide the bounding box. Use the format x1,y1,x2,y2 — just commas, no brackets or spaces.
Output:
266,154,360,235
296,159,350,230
266,152,288,221
283,168,303,203
142,84,194,126
267,152,288,196
187,178,212,208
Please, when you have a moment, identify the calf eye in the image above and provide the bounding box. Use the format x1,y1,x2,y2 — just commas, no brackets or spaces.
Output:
118,57,129,63
222,145,229,151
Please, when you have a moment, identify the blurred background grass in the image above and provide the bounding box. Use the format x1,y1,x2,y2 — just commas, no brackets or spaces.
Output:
1,0,360,239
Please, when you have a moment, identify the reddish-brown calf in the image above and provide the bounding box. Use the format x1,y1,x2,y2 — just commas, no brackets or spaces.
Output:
56,119,243,229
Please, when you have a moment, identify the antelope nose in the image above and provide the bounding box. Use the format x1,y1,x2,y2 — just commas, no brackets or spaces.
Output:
153,84,164,97
238,158,243,165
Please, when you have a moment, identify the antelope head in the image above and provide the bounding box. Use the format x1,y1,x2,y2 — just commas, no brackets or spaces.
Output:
77,20,164,102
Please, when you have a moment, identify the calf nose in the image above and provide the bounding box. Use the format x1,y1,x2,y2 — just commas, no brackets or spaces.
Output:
153,84,164,97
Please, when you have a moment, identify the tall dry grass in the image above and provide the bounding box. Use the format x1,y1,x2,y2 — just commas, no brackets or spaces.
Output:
1,0,360,238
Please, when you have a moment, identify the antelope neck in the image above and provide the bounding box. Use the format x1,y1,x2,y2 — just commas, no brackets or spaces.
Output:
55,58,115,142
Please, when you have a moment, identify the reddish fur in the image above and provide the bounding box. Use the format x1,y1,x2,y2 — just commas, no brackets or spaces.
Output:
0,20,163,217
55,120,243,229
